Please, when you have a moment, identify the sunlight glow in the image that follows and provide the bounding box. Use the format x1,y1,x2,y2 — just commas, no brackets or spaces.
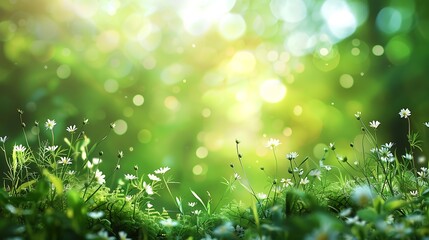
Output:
259,79,287,103
228,51,256,74
322,0,357,40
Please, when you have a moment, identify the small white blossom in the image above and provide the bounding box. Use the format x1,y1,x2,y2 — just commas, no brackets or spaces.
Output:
266,138,281,148
369,120,380,129
286,152,299,160
118,231,131,240
280,178,294,188
410,190,418,196
234,173,241,180
45,119,56,130
346,216,366,226
300,177,310,185
399,108,411,118
0,136,7,143
424,122,429,127
148,173,161,181
124,174,137,181
257,193,267,199
309,169,322,181
329,143,335,150
66,125,77,133
143,182,153,195
383,142,394,148
154,166,170,174
351,185,374,206
92,157,102,165
45,145,58,152
188,202,197,207
95,169,106,185
87,211,104,219
58,157,72,165
402,153,413,161
354,111,361,120
96,229,115,240
324,165,332,171
125,195,132,201
146,202,153,209
67,170,76,175
160,218,178,227
86,161,94,169
13,144,26,153
192,210,202,215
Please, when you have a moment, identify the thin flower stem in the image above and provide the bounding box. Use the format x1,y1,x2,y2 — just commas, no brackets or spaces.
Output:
235,141,265,217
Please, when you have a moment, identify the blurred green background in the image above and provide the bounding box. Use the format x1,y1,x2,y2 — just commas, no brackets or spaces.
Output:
1,0,429,207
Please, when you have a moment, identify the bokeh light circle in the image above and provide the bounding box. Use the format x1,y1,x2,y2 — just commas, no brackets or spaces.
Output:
104,79,119,93
56,64,71,79
339,74,354,88
113,119,128,135
133,94,144,106
259,79,287,103
138,129,152,143
218,13,246,41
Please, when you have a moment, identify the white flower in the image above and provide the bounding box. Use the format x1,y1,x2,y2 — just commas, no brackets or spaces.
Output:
410,190,418,196
118,231,131,240
95,169,106,185
148,173,161,181
45,145,58,152
329,143,335,150
383,142,394,148
309,169,322,180
286,152,299,160
13,144,26,153
351,185,374,206
354,111,361,120
233,173,241,180
399,108,411,118
92,157,102,165
154,166,170,174
266,138,281,148
324,165,332,171
58,157,72,165
424,122,429,127
45,119,56,130
86,161,94,169
147,202,153,209
143,182,153,195
188,202,197,207
125,195,132,201
192,210,202,215
280,178,294,188
402,153,413,161
96,229,115,240
346,216,366,226
0,136,7,143
257,192,267,199
66,125,77,133
67,170,76,175
369,120,380,129
160,218,178,227
87,211,104,219
300,177,309,185
124,174,137,181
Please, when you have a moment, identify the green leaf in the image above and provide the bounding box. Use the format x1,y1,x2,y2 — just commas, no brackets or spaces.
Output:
43,169,63,196
190,189,207,211
357,208,378,222
16,179,37,193
175,197,183,214
384,199,407,212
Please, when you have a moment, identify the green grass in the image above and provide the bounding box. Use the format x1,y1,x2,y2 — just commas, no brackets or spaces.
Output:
1,108,429,239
